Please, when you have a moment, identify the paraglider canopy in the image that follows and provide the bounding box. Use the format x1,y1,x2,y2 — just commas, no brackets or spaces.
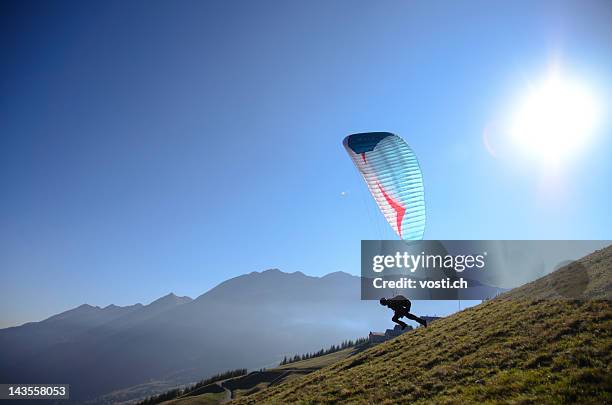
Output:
343,132,425,240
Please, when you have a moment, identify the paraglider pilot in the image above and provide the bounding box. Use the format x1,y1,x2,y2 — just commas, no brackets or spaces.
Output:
380,295,427,329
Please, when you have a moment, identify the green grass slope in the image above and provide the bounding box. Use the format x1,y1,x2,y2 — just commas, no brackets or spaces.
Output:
275,347,363,371
233,246,612,404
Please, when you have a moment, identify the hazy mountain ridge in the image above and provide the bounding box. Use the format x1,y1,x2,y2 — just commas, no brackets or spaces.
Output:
0,291,194,400
0,302,145,367
0,270,392,402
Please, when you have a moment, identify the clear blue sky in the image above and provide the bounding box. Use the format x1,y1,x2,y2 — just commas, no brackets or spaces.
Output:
1,0,611,327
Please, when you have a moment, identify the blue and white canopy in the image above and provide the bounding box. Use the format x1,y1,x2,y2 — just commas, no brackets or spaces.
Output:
343,132,426,240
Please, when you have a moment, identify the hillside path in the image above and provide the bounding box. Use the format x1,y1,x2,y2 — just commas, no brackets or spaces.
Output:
218,381,232,403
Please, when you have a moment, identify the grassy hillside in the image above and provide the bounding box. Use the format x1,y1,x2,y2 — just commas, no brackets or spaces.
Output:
276,348,361,371
232,246,612,404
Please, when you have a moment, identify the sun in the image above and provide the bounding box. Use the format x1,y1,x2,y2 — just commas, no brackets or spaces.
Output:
509,69,601,166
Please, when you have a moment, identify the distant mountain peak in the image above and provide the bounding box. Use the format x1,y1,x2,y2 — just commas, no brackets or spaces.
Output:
322,271,353,279
245,269,354,280
261,268,282,274
148,293,192,307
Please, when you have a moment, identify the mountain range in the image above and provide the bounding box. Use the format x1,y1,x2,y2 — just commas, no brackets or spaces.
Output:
1,269,429,402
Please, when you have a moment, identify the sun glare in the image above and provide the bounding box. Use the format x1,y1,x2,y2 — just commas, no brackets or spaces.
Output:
510,69,601,166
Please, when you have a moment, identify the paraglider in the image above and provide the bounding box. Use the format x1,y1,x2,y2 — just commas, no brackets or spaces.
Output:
343,132,425,240
379,296,427,329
